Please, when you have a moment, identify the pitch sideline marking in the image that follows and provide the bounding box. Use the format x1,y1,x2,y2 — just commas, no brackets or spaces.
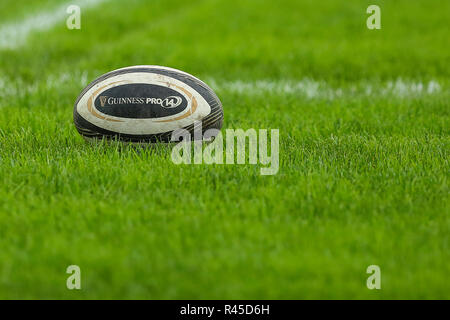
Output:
0,72,444,101
0,0,110,49
208,78,443,98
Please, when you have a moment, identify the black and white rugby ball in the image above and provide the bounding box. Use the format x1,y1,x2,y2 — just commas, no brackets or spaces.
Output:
73,66,223,142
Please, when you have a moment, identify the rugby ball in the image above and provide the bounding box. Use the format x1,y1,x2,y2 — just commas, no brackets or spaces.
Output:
73,65,223,142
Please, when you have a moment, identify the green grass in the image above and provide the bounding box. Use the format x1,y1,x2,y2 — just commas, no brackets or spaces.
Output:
0,0,62,21
0,0,449,299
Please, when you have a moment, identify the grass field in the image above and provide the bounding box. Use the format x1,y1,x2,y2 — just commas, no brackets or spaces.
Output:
0,0,448,299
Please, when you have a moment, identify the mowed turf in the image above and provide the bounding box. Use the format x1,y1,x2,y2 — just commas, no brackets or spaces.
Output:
0,0,448,299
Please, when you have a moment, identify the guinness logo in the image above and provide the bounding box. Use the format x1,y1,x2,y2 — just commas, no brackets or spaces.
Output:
99,96,108,107
92,83,191,120
97,95,182,108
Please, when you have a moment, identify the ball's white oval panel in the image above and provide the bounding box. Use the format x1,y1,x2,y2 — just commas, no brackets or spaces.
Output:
76,72,211,135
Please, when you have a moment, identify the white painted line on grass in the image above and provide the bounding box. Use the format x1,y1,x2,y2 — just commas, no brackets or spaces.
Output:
0,72,445,101
0,0,109,49
208,78,443,99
